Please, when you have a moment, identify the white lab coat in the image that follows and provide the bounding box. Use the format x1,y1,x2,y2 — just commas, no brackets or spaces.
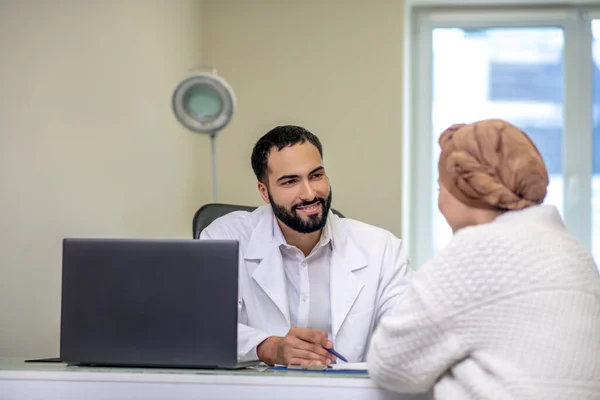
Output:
200,205,412,362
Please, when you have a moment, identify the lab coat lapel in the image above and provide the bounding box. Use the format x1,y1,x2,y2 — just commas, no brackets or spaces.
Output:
244,207,290,324
330,216,368,339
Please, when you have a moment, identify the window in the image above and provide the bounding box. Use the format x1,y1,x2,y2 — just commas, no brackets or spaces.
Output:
404,6,598,269
591,19,600,261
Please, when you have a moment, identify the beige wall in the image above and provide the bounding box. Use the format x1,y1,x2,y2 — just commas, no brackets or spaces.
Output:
0,0,405,358
0,0,206,357
202,0,405,233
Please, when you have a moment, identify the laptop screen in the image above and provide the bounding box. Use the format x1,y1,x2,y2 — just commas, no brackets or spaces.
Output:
60,238,239,368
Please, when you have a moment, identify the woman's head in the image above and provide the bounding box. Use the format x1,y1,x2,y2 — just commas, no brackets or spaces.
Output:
437,119,549,233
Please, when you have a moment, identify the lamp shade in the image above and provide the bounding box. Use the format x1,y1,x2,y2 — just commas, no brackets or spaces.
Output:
172,73,235,135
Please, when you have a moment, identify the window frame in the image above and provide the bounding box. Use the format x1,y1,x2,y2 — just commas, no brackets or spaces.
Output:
402,1,598,268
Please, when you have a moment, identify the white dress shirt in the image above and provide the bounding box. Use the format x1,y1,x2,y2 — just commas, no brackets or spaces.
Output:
274,216,333,338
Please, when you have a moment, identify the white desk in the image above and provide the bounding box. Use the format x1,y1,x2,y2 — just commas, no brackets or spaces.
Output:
0,358,432,400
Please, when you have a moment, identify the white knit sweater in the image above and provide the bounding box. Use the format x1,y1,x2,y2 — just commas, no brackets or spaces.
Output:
367,205,600,400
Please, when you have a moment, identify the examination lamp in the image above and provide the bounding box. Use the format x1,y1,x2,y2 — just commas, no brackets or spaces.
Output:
172,71,236,203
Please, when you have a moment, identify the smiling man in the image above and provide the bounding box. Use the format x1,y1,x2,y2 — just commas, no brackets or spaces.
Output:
200,125,412,366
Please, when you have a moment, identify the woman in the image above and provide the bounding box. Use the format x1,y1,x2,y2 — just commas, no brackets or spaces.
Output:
367,119,600,399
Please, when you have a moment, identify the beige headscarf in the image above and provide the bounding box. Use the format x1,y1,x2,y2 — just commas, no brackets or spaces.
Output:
438,119,549,211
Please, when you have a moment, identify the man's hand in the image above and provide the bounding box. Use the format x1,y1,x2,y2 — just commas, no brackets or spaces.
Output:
257,326,336,366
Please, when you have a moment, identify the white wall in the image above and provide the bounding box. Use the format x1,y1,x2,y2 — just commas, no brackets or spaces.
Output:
202,0,406,234
0,0,207,358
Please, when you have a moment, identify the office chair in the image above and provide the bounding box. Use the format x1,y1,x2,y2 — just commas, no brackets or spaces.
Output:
193,203,345,239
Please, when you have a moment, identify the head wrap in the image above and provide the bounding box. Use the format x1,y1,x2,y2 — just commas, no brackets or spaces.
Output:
438,119,549,210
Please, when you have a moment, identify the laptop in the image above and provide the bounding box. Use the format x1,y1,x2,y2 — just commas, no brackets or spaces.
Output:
55,238,257,369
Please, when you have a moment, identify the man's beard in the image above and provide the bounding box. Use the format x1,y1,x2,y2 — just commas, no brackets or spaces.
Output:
269,189,333,234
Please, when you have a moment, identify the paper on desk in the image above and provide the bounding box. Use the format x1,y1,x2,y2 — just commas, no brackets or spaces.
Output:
269,362,368,373
330,362,367,371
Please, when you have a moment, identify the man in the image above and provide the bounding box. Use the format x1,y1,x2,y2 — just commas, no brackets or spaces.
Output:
200,125,411,366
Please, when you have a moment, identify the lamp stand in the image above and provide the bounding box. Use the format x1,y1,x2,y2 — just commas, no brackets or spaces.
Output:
210,133,218,203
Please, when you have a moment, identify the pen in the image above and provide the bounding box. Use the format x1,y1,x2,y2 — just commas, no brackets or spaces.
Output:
325,347,348,362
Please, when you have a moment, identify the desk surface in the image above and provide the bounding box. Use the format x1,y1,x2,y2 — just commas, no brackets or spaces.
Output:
0,358,432,400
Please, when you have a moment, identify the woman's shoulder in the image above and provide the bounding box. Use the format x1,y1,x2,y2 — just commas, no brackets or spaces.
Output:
421,214,598,296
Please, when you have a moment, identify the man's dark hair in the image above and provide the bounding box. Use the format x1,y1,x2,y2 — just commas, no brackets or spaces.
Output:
251,125,323,184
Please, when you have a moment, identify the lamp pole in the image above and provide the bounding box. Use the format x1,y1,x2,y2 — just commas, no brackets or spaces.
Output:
210,133,218,203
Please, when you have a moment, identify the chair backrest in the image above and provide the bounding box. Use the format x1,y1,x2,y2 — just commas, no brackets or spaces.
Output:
193,203,345,239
